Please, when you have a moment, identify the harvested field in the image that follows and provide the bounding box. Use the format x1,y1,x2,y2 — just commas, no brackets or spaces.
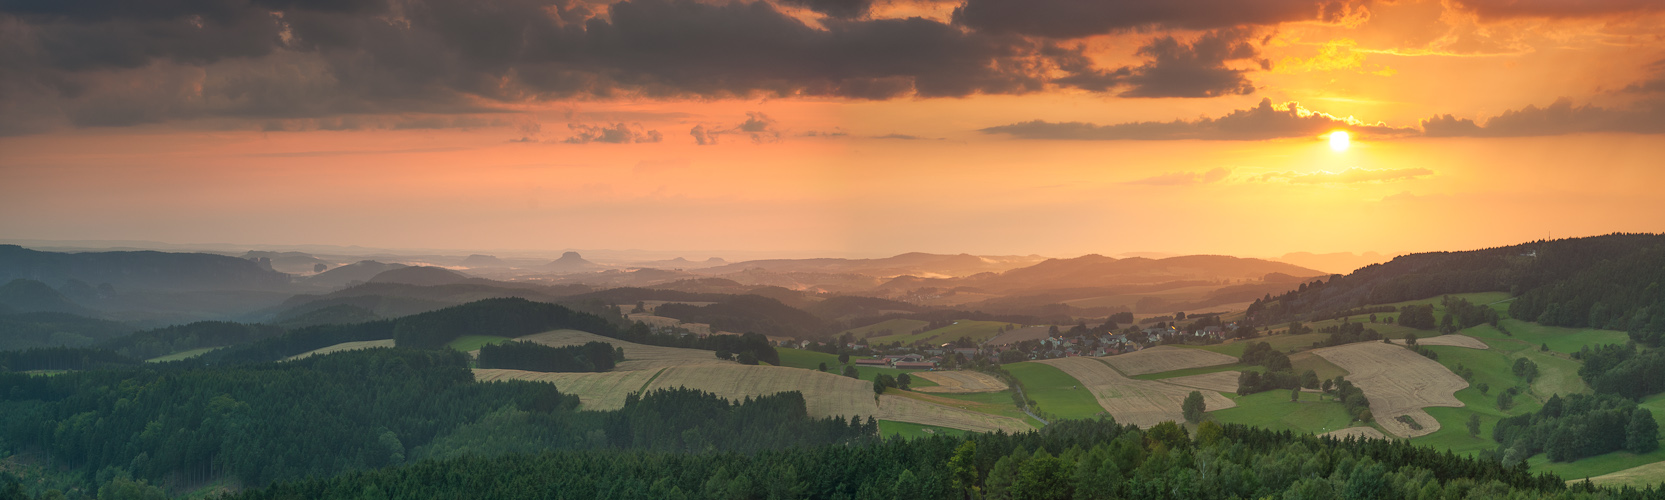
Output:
285,339,394,361
1103,346,1238,376
914,371,1009,393
645,364,877,419
877,395,1031,434
473,368,661,410
640,363,1029,433
1312,341,1467,438
1391,334,1487,349
1322,426,1388,441
1159,371,1240,393
1036,357,1234,428
515,329,726,371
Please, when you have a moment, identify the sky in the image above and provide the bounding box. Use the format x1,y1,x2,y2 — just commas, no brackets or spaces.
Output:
2,0,1664,259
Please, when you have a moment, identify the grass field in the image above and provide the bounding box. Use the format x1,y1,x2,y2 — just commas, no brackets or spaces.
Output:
877,420,968,440
1289,352,1349,381
843,319,931,340
1465,320,1628,355
775,347,840,370
1006,361,1107,420
145,346,222,363
1104,346,1237,376
868,320,1019,347
1211,390,1356,434
447,335,512,352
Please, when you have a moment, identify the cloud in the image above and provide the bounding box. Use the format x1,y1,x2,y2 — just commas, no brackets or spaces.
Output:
951,0,1366,38
1421,98,1665,137
1125,168,1232,186
0,0,1310,134
778,0,872,19
981,98,1418,140
563,123,664,144
873,133,926,140
1115,29,1264,98
1448,0,1665,20
690,112,782,145
1262,168,1435,184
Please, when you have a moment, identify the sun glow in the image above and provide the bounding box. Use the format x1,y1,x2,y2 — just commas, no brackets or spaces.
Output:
1329,131,1351,152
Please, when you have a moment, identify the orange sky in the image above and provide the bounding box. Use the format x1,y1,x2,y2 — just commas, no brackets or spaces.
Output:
2,0,1663,259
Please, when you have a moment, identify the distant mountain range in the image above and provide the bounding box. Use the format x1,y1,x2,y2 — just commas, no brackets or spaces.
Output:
0,244,291,291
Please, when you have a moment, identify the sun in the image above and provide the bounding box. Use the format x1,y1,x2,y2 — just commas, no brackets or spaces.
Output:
1329,130,1351,152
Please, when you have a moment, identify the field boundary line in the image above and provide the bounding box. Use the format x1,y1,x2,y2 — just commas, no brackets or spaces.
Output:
635,367,667,395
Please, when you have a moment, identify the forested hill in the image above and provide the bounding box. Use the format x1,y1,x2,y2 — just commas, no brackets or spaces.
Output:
1248,233,1665,330
0,348,869,496
0,245,292,291
221,419,1614,500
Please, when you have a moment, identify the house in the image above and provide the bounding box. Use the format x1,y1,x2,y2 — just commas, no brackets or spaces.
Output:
952,348,978,358
886,354,924,363
894,361,937,370
854,358,889,367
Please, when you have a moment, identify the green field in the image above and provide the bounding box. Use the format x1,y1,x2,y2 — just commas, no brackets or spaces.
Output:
1005,362,1106,420
868,320,1020,347
1465,319,1628,355
775,347,841,370
1302,292,1516,340
1210,390,1357,434
145,346,223,363
877,420,968,440
446,335,512,352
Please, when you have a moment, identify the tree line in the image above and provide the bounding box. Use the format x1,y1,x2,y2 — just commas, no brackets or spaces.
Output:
215,418,1608,500
1492,393,1659,464
478,340,621,372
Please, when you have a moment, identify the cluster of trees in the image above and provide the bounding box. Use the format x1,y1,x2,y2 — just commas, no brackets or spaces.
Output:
1403,337,1439,361
1328,376,1374,422
0,348,869,494
478,341,621,372
1310,321,1383,348
1577,344,1665,399
1439,296,1501,333
99,321,284,360
223,419,1591,500
654,294,825,339
1237,342,1320,395
394,298,616,349
1492,394,1660,463
1399,305,1439,330
873,373,912,394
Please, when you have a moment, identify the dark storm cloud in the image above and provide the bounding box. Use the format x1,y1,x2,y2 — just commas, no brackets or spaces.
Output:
1448,0,1665,20
1421,98,1665,137
777,0,872,19
981,98,1417,140
0,0,1298,134
951,0,1365,38
1115,29,1263,98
